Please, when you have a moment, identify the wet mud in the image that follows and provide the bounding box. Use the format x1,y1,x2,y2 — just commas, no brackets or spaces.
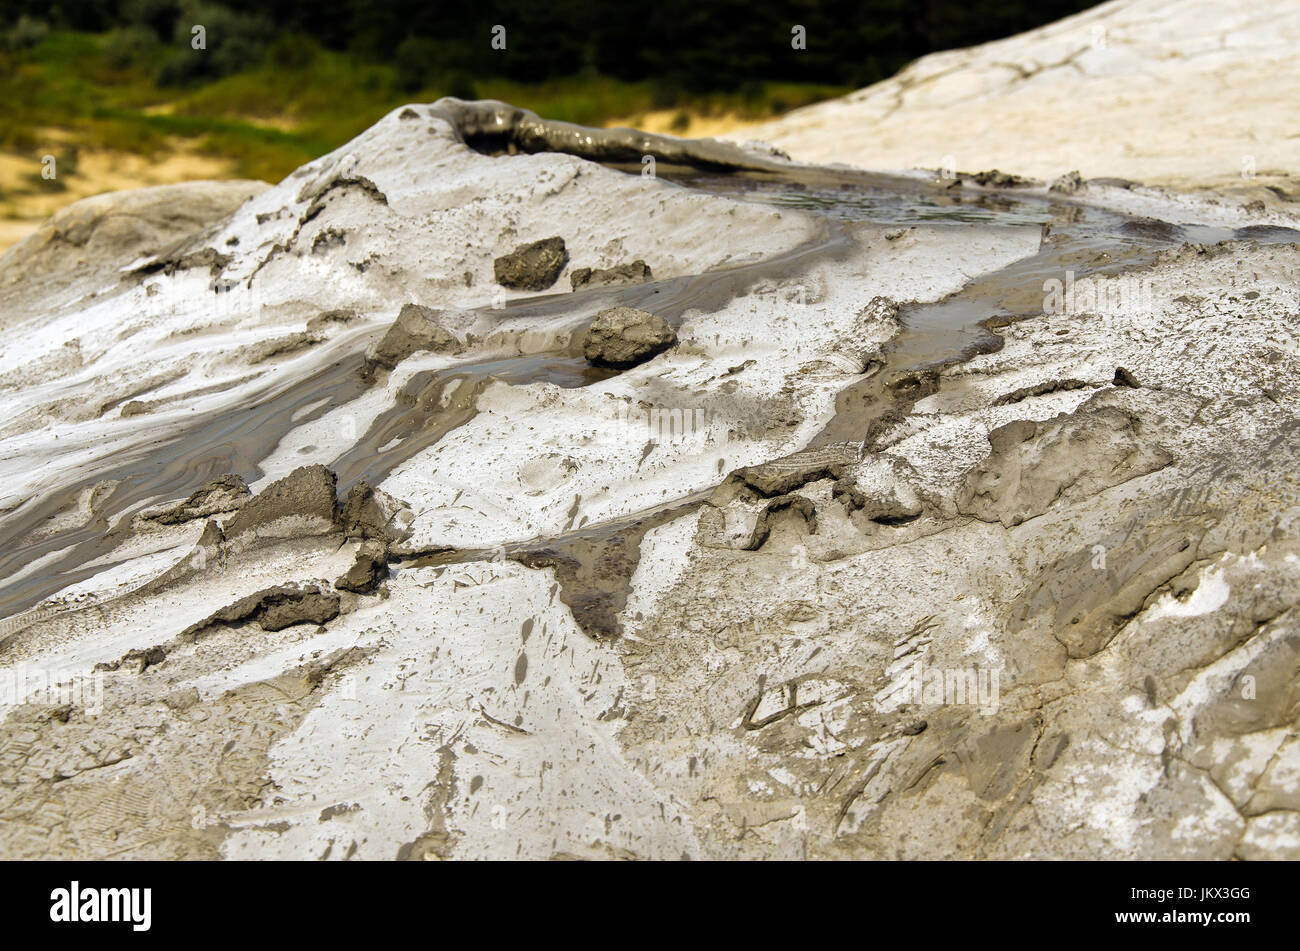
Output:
5,108,1300,669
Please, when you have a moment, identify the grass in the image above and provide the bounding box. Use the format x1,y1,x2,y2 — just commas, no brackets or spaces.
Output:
0,30,847,190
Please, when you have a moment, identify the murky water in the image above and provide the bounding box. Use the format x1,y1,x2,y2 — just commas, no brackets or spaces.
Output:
658,167,1219,367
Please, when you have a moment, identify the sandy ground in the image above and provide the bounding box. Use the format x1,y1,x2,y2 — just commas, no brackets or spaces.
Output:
604,109,758,141
727,0,1300,197
0,143,235,254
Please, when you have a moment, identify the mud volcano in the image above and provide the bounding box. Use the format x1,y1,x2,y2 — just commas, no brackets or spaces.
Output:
0,99,1298,860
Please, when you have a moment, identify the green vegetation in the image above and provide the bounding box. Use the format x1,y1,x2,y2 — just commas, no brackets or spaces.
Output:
0,26,845,185
0,0,1102,214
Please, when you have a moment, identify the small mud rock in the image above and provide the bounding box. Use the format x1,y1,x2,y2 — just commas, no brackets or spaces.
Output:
834,478,922,526
306,308,359,333
886,369,941,403
1113,366,1141,388
223,465,339,543
261,591,340,631
1049,170,1086,195
366,303,462,372
569,260,652,291
582,306,677,369
181,583,340,639
832,454,925,527
142,474,250,525
335,540,389,593
494,237,567,290
733,459,842,499
957,397,1173,527
1121,217,1178,240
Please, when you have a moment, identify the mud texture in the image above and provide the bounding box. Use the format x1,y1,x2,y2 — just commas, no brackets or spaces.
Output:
957,393,1174,527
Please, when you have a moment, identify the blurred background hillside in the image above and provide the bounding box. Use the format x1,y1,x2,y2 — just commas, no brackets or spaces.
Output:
0,0,1101,249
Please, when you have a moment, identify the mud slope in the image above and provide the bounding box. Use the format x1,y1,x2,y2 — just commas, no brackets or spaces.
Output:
0,97,1297,860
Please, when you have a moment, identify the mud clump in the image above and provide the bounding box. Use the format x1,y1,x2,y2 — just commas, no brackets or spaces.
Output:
335,540,389,593
700,447,860,549
222,465,338,542
141,474,250,525
972,169,1030,188
570,260,652,291
180,583,341,639
96,645,168,673
992,378,1091,407
306,308,360,333
494,236,567,290
957,395,1173,527
729,457,847,499
885,369,941,403
1049,170,1086,195
834,479,922,525
339,480,413,544
582,306,677,369
1113,366,1141,388
1122,217,1179,240
365,303,463,373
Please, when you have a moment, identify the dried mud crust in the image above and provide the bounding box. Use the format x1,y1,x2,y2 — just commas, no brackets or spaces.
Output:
613,240,1300,859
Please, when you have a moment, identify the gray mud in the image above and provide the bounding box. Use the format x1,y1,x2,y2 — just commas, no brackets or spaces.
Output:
4,114,1299,655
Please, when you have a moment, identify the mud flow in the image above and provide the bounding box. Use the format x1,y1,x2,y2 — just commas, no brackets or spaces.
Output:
2,113,1298,637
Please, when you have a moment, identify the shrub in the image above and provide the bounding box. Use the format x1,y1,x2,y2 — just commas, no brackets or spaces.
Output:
5,15,49,51
156,1,270,87
103,26,160,69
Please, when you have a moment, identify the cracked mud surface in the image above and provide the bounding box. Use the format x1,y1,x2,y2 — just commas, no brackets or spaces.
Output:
1,94,1298,859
